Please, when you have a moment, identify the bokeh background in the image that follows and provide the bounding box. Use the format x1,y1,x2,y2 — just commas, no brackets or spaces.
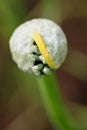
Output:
0,0,87,130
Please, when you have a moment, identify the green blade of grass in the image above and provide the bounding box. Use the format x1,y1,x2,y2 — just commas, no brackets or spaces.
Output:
0,0,27,38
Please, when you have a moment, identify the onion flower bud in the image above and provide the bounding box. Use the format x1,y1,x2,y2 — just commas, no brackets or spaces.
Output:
9,18,67,76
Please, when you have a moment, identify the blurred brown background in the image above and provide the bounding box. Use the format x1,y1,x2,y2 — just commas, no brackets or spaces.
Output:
0,0,87,130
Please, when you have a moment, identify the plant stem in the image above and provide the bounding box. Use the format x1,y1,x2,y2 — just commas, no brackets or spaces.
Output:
36,73,78,130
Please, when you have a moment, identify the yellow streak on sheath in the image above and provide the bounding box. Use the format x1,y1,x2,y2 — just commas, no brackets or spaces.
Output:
32,31,57,70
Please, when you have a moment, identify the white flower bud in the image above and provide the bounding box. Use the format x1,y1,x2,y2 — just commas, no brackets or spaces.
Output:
9,18,67,76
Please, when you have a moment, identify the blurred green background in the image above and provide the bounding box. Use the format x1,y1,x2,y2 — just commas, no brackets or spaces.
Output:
0,0,87,129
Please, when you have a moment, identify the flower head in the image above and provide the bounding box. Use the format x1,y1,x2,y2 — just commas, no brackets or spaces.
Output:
9,18,67,76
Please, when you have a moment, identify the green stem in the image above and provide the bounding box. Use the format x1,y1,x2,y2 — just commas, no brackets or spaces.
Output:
37,73,79,130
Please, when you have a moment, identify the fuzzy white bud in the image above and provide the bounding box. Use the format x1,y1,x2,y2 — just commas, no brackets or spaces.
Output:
9,18,67,76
